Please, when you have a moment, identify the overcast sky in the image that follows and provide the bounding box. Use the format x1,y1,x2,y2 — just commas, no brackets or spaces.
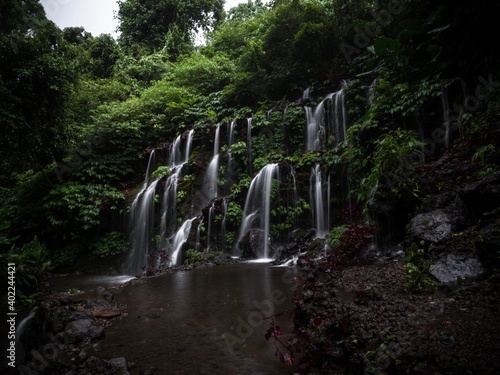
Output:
40,0,259,39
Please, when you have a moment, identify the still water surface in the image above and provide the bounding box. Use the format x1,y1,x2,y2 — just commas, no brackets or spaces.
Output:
93,263,300,374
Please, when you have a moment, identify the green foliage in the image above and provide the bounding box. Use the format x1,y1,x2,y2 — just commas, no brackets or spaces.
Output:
472,144,496,164
52,244,82,269
44,183,124,237
151,166,172,180
90,232,128,258
271,198,309,238
117,0,223,56
169,53,236,96
0,0,78,175
184,248,222,265
114,52,170,90
225,201,243,227
1,237,53,309
358,129,424,203
328,225,346,248
403,242,439,293
72,154,135,184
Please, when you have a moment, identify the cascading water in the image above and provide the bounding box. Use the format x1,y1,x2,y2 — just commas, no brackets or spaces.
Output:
159,130,194,259
125,131,194,275
124,151,159,275
203,124,221,201
124,86,353,269
221,198,227,251
305,85,348,151
170,218,195,265
227,120,236,148
207,202,215,250
15,307,38,363
236,164,279,259
310,164,329,238
303,87,349,239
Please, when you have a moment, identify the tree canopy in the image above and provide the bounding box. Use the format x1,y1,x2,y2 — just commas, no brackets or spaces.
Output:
116,0,224,57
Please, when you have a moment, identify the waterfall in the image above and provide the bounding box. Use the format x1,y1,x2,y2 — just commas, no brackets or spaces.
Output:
207,202,215,250
367,78,379,105
247,118,253,176
306,86,348,151
310,164,329,238
159,173,178,248
195,219,203,251
124,151,159,275
159,131,194,251
125,177,160,275
125,130,194,275
170,218,195,265
227,120,236,148
305,104,325,151
221,198,227,252
203,124,221,201
236,164,279,259
333,88,347,144
15,307,38,363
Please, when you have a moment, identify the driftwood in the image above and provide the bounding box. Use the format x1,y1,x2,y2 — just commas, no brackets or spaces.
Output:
92,310,122,319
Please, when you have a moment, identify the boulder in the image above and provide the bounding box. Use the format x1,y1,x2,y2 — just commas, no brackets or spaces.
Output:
429,253,484,284
407,210,452,244
63,319,104,344
238,229,270,259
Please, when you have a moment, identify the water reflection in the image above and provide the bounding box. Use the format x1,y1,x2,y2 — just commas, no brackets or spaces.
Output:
95,263,300,374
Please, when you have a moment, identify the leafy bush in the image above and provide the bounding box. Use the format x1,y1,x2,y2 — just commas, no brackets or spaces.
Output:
90,232,129,259
44,182,125,236
359,129,424,203
151,166,171,180
403,242,439,293
1,237,53,309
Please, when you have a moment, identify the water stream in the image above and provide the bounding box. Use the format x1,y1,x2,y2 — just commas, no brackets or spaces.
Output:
94,263,299,374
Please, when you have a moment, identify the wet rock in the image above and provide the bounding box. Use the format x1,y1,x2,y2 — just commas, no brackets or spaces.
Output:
64,319,104,344
238,229,271,259
108,357,130,375
272,228,314,263
407,210,452,243
429,253,484,284
307,237,328,255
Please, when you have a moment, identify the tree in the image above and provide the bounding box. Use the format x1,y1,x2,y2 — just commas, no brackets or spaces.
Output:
117,0,224,57
0,0,77,177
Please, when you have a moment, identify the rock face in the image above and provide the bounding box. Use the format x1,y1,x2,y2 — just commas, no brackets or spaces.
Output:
406,210,452,243
429,253,484,284
238,229,270,259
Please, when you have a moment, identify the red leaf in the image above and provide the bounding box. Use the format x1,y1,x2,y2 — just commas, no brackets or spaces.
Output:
274,326,281,338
